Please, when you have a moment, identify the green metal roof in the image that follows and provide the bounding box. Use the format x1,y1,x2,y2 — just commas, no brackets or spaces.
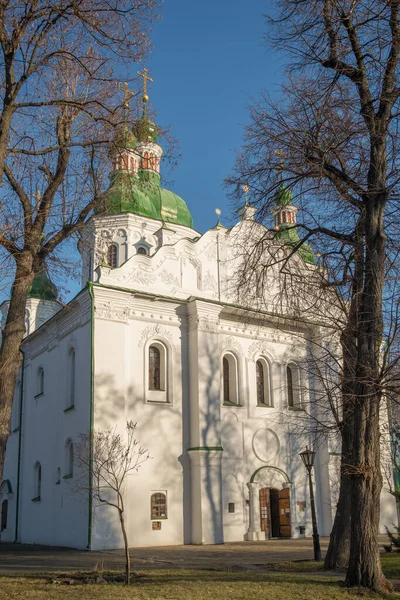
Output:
274,182,294,207
28,269,58,301
97,169,194,229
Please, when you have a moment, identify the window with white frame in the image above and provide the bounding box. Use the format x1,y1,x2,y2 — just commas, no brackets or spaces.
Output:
222,353,240,405
287,363,301,409
256,359,272,407
146,342,169,403
66,348,76,409
65,439,73,478
35,367,44,397
32,462,41,500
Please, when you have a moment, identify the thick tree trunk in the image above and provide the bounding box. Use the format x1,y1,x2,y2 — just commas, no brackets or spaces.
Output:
324,429,352,568
0,254,34,480
345,192,390,591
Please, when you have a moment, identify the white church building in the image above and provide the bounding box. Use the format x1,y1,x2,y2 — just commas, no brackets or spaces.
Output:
0,95,397,550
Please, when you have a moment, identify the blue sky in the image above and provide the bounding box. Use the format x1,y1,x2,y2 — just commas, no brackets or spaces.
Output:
144,0,283,232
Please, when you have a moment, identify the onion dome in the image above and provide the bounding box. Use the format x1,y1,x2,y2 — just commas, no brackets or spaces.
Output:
112,123,137,151
28,269,58,301
271,182,315,265
132,116,158,143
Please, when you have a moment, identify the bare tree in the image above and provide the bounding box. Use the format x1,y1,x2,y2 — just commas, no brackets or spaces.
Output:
227,0,400,590
0,0,161,481
74,421,151,584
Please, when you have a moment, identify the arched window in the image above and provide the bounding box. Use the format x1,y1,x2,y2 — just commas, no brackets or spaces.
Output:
36,367,44,397
65,440,74,477
107,244,118,268
1,500,8,531
123,154,129,169
143,151,149,169
67,348,76,408
151,493,167,519
55,467,61,485
256,359,272,407
33,462,41,500
287,364,301,409
149,346,161,390
222,353,239,405
130,156,135,170
137,246,148,255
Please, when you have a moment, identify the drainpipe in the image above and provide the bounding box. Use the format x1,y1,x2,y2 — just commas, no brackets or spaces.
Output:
87,283,95,549
14,349,25,543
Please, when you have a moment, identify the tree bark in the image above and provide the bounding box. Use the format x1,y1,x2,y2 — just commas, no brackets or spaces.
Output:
345,191,389,590
0,253,34,480
118,508,131,584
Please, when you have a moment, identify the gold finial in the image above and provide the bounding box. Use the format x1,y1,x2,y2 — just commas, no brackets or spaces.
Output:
242,184,249,194
215,208,221,216
137,67,153,104
274,148,287,171
33,190,42,202
117,81,134,110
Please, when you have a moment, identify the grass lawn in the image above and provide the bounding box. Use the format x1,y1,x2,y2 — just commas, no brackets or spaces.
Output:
263,553,400,579
0,569,399,600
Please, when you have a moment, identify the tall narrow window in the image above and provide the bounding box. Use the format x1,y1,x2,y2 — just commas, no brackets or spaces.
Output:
151,493,167,519
33,462,41,500
143,151,149,169
256,361,265,405
107,244,118,268
149,346,161,390
287,365,294,407
123,154,129,169
1,500,8,531
223,357,230,403
68,349,76,408
36,367,44,397
65,440,74,477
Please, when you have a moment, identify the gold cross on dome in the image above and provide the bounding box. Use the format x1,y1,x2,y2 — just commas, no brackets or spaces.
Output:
117,81,134,109
137,68,153,102
274,148,287,171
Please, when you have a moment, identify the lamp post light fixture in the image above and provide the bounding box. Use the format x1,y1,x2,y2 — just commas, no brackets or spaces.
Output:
299,446,322,561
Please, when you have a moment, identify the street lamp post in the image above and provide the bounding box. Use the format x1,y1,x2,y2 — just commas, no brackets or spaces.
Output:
299,446,322,561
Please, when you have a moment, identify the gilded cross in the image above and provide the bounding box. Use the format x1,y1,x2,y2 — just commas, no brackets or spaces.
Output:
137,68,153,101
274,148,287,171
117,81,134,109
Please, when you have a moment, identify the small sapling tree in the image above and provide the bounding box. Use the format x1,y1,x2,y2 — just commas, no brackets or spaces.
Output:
75,421,151,584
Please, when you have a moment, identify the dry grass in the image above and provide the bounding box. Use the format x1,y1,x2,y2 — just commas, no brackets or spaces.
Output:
0,570,398,600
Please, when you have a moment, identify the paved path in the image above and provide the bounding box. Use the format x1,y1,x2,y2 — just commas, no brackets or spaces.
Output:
0,538,334,573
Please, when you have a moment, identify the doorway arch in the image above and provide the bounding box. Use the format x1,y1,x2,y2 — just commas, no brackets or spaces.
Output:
246,466,292,541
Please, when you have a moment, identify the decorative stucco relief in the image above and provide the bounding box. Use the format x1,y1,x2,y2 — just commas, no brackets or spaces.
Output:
252,427,280,463
219,335,243,355
202,271,218,294
138,323,174,348
188,315,219,332
248,340,274,362
204,242,217,261
95,303,130,322
159,271,180,287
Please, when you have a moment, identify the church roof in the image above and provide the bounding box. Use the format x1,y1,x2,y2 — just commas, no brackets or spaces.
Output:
98,165,194,229
28,269,58,301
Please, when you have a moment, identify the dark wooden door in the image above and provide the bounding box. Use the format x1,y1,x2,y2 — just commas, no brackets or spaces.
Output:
278,488,291,538
259,488,270,537
270,489,280,538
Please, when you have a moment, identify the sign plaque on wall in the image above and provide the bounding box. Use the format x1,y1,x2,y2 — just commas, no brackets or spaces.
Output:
152,521,161,530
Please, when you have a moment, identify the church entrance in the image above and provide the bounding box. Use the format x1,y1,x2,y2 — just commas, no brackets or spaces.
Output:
259,487,291,538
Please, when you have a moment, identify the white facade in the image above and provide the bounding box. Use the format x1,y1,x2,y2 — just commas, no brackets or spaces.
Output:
0,202,397,549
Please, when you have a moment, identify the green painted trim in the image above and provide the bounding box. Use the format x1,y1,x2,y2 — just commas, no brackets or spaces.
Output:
329,452,341,456
0,479,13,494
188,446,223,452
31,496,41,502
63,405,75,413
250,465,290,484
63,474,73,480
14,350,25,543
223,401,240,407
87,282,95,549
256,404,273,408
288,406,305,412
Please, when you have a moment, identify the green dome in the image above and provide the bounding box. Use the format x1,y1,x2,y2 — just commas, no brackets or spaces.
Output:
132,116,158,143
274,182,294,206
29,269,58,301
111,123,137,152
97,169,194,228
